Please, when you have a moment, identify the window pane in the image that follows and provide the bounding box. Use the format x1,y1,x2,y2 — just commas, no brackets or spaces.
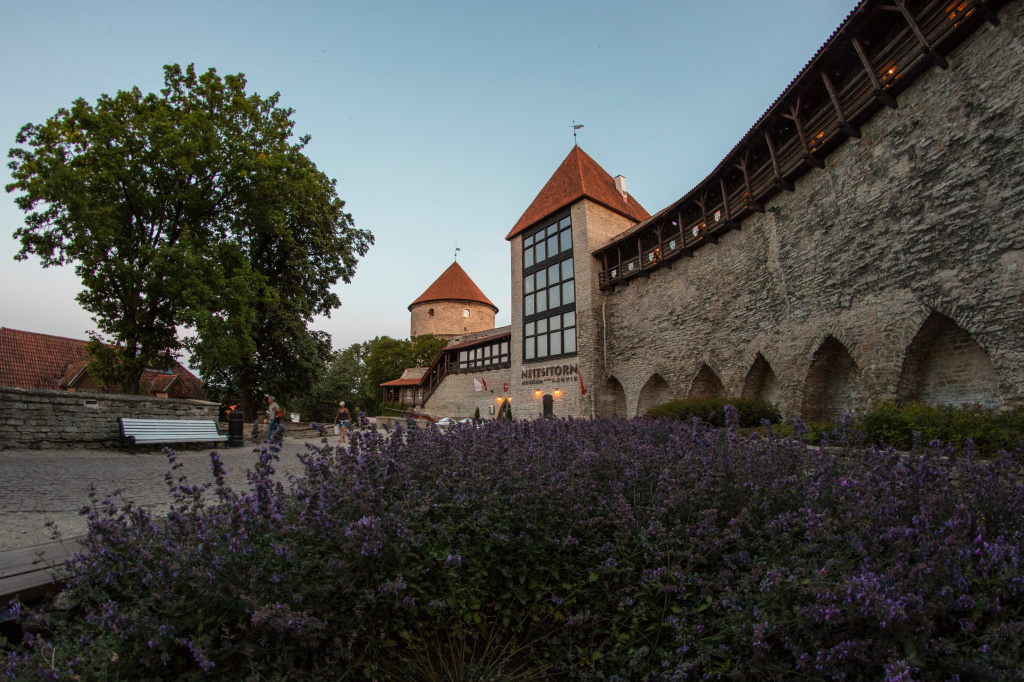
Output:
564,327,577,354
525,294,534,316
536,269,547,289
562,281,575,305
535,240,545,262
537,318,548,334
501,341,508,354
525,340,535,360
525,321,535,336
547,222,558,236
524,247,534,268
550,314,561,330
548,263,560,285
560,227,572,253
549,285,560,308
484,346,491,357
537,334,548,357
564,311,576,328
524,274,534,294
562,257,574,279
536,289,547,313
547,236,558,258
550,332,562,356
459,351,468,361
525,234,534,247
559,216,571,229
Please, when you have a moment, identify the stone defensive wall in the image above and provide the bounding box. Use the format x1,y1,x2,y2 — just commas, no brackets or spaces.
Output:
0,386,220,449
597,3,1024,419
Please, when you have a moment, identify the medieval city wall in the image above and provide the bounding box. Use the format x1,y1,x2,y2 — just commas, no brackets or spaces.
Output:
0,386,220,449
421,366,511,420
598,8,1024,419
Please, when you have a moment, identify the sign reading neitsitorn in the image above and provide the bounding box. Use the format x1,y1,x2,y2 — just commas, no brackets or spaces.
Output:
522,364,578,386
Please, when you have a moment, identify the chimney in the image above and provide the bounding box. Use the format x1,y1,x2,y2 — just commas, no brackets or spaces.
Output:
614,175,627,199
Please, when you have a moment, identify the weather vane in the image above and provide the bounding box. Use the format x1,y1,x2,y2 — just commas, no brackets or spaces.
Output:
573,120,584,144
454,242,461,261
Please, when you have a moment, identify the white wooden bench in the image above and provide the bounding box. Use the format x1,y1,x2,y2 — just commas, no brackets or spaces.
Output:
118,418,227,454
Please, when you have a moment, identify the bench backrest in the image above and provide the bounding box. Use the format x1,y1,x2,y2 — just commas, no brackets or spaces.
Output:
119,418,222,440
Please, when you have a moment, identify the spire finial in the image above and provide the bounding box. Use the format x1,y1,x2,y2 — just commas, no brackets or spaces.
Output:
572,120,584,145
454,242,461,261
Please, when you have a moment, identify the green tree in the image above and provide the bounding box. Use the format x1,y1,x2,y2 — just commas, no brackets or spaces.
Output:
7,64,372,400
290,344,363,423
359,334,448,415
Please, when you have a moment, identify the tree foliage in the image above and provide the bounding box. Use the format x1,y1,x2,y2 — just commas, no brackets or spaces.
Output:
6,64,372,400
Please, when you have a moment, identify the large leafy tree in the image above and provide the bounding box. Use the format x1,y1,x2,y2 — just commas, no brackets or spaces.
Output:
7,64,372,403
359,334,448,415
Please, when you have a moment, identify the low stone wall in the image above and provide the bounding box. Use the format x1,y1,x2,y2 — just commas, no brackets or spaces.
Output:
0,386,220,450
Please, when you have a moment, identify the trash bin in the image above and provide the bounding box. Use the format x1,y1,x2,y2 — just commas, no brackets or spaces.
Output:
228,409,244,448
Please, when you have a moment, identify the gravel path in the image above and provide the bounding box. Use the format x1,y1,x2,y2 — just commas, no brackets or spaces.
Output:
0,438,339,550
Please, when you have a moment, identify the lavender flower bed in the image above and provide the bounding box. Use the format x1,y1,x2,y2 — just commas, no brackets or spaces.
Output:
5,411,1024,680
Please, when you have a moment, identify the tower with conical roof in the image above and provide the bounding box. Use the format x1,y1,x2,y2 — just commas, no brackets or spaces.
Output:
507,145,648,419
409,261,498,339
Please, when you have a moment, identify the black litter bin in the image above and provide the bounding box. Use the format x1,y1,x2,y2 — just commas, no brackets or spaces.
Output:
228,410,244,447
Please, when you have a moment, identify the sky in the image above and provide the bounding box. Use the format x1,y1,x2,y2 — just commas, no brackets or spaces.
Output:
0,0,856,359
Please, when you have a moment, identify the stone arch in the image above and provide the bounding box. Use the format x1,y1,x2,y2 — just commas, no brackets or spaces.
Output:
597,376,627,417
636,373,673,415
688,364,725,399
897,311,1000,409
801,336,864,422
741,353,782,406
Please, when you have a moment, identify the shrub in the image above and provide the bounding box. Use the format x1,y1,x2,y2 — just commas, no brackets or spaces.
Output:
4,415,1023,679
859,402,1024,456
648,396,781,426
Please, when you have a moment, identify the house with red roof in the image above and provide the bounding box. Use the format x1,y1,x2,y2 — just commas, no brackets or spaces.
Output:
0,328,205,400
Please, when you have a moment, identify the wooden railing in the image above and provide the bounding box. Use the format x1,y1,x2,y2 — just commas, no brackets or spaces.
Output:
597,0,1004,289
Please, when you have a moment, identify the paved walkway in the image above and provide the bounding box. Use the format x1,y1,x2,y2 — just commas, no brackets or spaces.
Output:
0,438,341,550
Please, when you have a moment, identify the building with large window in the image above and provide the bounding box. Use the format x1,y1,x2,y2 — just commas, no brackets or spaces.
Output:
384,0,1024,421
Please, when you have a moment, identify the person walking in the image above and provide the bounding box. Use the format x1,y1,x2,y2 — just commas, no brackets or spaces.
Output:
335,401,351,444
267,395,282,440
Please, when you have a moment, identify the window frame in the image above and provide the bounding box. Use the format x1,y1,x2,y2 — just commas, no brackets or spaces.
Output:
522,211,577,363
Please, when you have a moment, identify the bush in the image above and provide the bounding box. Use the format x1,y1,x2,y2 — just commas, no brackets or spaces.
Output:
4,416,1024,679
858,402,1024,456
648,396,781,427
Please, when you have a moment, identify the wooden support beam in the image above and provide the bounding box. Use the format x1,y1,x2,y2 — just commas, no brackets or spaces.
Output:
821,71,862,138
968,0,1001,26
676,212,695,256
716,177,741,231
889,0,949,69
782,101,825,169
764,132,795,192
734,151,765,213
851,37,898,109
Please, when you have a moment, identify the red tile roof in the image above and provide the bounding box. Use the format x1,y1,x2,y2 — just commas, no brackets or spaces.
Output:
506,146,650,240
0,327,205,399
380,377,423,387
409,262,498,312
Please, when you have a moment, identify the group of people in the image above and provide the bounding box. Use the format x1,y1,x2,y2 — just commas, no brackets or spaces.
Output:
266,395,350,445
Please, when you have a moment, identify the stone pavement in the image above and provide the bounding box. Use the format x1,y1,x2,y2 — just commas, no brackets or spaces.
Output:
0,438,341,551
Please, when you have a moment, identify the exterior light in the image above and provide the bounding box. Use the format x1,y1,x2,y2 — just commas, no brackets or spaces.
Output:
554,390,562,396
496,397,503,403
534,390,542,396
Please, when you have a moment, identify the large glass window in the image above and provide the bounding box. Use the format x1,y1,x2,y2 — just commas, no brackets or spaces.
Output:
523,213,575,361
458,340,511,371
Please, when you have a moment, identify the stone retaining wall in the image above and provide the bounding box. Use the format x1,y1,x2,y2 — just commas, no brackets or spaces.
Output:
0,386,220,450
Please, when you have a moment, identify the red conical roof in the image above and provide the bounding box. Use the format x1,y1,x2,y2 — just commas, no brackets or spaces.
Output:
506,146,650,240
408,262,498,312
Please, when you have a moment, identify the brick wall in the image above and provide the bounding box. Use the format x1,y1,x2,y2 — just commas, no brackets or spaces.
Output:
410,300,496,339
421,366,511,420
596,6,1024,419
0,386,220,450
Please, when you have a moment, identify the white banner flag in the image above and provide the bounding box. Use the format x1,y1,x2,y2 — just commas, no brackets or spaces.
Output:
473,378,487,392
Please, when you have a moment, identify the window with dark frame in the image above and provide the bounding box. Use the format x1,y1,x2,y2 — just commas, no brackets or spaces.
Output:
522,212,576,362
458,340,511,371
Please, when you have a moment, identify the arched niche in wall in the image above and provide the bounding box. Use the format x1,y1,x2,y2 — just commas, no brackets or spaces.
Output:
597,376,627,418
636,373,672,415
897,312,1001,409
688,364,725,399
741,354,782,407
801,336,864,422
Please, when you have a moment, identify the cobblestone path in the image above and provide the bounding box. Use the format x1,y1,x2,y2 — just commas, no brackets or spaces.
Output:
0,439,334,550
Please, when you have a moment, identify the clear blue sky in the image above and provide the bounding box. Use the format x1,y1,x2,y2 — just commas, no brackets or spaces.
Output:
0,0,855,355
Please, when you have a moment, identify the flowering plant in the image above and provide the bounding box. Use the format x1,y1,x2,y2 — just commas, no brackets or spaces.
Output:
4,411,1023,679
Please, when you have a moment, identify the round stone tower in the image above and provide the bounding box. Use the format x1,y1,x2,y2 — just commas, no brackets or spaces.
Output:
409,262,498,339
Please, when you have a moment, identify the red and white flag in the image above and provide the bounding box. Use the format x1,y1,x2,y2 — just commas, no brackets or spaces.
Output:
473,378,487,392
